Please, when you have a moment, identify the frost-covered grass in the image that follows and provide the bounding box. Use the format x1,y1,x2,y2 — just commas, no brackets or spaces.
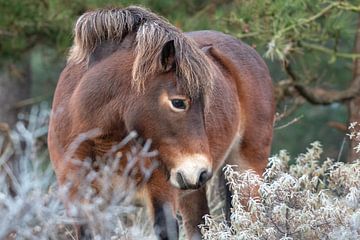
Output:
1,105,360,239
200,125,360,240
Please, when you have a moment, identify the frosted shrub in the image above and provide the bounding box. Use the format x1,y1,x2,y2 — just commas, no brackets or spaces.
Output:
201,135,360,239
0,105,155,239
348,122,360,166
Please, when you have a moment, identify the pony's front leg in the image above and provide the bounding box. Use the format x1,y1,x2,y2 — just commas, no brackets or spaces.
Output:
146,170,179,240
151,199,179,240
178,187,209,240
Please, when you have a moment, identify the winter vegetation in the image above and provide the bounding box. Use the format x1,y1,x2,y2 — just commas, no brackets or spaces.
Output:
0,106,155,239
0,106,359,239
201,130,360,239
203,156,360,239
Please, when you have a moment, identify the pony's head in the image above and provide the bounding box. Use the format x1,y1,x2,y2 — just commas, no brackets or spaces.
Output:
126,39,215,189
69,6,215,190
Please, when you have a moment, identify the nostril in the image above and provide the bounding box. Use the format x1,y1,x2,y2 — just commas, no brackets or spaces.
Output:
198,170,210,186
176,171,187,189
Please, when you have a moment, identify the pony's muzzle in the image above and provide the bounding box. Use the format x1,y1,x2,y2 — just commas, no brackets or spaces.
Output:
169,154,212,190
175,169,212,190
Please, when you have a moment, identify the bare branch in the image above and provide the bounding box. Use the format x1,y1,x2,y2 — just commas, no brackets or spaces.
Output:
13,95,49,109
338,2,360,12
294,76,360,105
284,62,360,105
328,121,347,132
275,100,303,122
275,115,303,130
302,42,360,60
284,63,298,82
273,76,301,103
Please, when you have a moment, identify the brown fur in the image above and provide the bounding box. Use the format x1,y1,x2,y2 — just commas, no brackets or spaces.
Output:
48,6,274,240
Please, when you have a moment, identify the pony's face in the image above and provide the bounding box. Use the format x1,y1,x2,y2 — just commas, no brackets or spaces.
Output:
125,41,213,190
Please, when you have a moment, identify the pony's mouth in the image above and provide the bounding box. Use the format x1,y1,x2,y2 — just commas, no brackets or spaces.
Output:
138,153,207,190
175,171,204,190
172,169,212,190
157,154,213,190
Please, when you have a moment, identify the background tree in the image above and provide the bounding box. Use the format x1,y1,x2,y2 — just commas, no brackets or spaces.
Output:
0,0,82,127
202,0,360,161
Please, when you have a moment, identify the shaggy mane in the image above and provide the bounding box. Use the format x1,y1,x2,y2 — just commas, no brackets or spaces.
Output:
68,6,214,97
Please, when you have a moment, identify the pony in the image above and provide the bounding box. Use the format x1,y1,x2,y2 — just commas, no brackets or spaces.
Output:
48,6,275,240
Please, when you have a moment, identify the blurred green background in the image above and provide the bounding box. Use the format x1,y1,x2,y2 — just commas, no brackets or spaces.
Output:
1,0,359,160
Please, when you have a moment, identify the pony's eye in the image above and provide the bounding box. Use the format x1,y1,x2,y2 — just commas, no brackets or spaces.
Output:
170,99,188,111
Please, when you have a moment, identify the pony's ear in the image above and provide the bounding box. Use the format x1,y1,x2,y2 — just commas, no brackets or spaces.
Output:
160,40,176,72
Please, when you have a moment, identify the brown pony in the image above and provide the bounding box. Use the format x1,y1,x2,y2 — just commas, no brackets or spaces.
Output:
48,6,274,240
